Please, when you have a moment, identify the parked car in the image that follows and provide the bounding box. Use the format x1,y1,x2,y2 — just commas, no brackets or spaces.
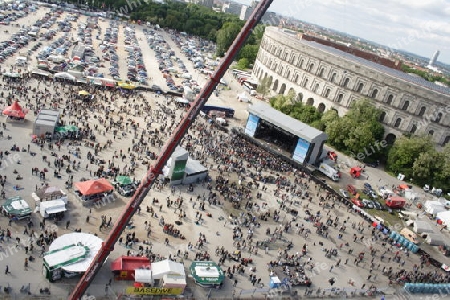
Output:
347,184,357,195
339,188,349,199
351,197,364,208
362,199,375,209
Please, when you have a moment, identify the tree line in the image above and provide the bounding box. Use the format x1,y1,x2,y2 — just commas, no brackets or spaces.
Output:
268,90,450,193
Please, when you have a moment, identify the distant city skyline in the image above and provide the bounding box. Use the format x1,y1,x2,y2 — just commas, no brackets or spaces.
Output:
235,0,450,65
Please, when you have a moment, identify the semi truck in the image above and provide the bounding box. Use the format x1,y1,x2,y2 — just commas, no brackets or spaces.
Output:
318,163,340,181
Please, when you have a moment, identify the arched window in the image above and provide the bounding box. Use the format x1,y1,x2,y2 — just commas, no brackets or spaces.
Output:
379,111,386,122
336,93,343,103
342,78,350,88
418,106,426,117
302,78,309,88
410,124,417,134
318,68,325,77
324,88,331,98
370,89,378,98
293,74,299,83
394,118,402,128
307,63,314,72
312,83,319,93
443,136,450,146
386,94,394,105
330,73,336,83
434,112,443,123
298,59,304,68
278,66,283,75
356,83,364,93
402,101,409,111
285,70,291,80
429,130,434,136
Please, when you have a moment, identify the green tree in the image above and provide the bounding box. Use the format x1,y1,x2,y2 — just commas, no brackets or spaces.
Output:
216,22,242,56
386,135,434,178
325,99,384,156
238,44,259,64
256,77,271,99
236,58,249,70
321,109,339,129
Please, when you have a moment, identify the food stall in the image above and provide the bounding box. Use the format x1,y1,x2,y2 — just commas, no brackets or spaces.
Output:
111,256,151,281
189,261,224,288
2,196,32,220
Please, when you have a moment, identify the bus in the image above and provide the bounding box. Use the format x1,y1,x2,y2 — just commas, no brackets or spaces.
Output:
201,105,235,118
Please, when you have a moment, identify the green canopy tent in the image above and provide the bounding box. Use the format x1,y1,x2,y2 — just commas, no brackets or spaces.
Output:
65,125,78,132
189,261,225,287
55,126,68,133
115,175,132,186
43,244,90,282
2,196,32,220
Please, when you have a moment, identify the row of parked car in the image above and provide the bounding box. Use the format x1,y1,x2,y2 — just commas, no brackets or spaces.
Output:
145,28,184,92
340,183,387,210
123,26,148,84
103,21,120,80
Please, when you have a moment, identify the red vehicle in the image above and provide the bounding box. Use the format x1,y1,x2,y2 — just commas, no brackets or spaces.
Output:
347,184,357,195
385,196,406,209
351,196,364,208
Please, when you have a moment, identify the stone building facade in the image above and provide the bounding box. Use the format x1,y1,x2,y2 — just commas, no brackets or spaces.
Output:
253,27,450,146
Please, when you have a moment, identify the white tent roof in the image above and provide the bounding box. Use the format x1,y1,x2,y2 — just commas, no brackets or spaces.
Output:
437,211,450,226
49,233,103,272
413,221,434,234
151,259,185,280
426,234,447,246
135,269,152,283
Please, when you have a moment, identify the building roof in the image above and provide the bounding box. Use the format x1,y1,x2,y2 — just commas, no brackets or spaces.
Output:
248,101,327,142
185,159,207,176
271,27,450,96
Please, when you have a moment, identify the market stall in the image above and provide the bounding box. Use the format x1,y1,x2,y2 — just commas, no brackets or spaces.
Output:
151,259,186,289
189,261,224,288
74,178,114,206
110,256,151,281
38,199,67,219
2,196,32,220
33,186,68,203
43,232,102,282
3,101,28,121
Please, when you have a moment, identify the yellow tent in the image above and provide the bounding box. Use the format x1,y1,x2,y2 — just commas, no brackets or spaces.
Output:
117,82,136,90
78,90,90,96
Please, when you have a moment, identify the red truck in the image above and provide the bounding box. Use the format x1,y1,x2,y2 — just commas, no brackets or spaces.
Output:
385,196,406,209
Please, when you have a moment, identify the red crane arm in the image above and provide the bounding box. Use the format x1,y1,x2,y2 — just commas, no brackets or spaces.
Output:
68,1,273,298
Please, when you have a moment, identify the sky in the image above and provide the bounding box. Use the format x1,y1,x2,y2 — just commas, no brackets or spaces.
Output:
236,0,450,65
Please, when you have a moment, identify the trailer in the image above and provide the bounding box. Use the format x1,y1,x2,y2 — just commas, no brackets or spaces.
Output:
318,163,340,181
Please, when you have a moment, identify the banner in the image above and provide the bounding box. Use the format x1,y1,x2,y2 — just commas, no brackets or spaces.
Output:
126,287,183,295
244,114,259,137
292,137,310,164
171,159,187,181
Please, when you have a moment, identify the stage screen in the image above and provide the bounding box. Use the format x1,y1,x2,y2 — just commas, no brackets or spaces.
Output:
244,114,260,137
292,137,310,164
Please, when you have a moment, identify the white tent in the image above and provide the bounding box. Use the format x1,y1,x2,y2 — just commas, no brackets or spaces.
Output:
413,221,434,234
424,201,446,215
48,233,103,273
39,199,67,218
54,72,76,82
151,259,185,280
437,211,450,227
426,234,447,246
237,92,250,102
135,269,152,283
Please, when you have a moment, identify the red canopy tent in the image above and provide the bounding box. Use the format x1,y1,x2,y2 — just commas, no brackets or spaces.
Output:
3,101,28,118
74,178,114,196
